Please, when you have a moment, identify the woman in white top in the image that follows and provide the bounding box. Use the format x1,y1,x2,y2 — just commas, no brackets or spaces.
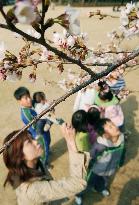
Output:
73,87,96,112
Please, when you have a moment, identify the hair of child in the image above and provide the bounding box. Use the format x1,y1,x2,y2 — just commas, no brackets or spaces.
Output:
72,110,88,133
96,118,111,136
98,90,113,102
33,92,46,104
98,81,109,91
14,87,30,100
87,106,101,126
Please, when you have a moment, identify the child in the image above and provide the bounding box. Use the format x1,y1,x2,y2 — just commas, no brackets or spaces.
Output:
95,90,124,130
88,118,125,196
33,92,53,134
33,92,50,117
95,89,119,108
33,91,65,128
97,81,110,93
107,69,126,96
72,110,91,205
87,105,101,145
72,110,91,152
14,87,51,166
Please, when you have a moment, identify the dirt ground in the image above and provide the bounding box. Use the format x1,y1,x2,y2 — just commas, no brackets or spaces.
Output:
0,5,139,205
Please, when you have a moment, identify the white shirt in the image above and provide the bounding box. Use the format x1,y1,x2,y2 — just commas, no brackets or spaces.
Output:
73,88,96,112
35,102,49,119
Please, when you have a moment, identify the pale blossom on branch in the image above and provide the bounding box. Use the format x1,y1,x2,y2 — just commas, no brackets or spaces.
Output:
14,1,37,24
65,7,81,36
0,42,6,60
26,29,41,39
120,13,129,26
40,46,52,61
67,35,75,47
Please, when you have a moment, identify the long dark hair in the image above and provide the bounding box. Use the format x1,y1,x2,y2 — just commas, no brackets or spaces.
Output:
72,110,87,133
87,106,101,127
3,130,43,188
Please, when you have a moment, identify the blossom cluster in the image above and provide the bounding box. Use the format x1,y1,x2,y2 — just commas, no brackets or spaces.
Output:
120,3,139,38
53,31,88,61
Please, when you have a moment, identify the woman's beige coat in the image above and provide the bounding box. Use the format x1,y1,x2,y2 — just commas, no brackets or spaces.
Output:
15,152,90,205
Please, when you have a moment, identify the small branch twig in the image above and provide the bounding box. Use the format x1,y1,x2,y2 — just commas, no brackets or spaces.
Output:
90,50,132,55
89,10,119,19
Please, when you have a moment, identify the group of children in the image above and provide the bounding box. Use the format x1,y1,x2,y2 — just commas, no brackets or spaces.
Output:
13,67,127,205
71,68,127,204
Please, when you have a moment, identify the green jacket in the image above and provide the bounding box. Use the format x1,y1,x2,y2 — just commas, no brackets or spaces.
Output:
75,132,91,152
95,92,119,107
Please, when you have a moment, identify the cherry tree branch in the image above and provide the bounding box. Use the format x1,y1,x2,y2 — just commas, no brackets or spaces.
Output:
0,48,139,154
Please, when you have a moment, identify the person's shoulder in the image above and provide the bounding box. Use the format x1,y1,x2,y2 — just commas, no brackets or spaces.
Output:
21,107,31,112
91,140,106,153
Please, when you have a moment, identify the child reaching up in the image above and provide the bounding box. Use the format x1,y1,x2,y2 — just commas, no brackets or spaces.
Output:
88,118,125,196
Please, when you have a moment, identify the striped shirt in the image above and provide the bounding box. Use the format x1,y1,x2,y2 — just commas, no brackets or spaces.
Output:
107,77,126,94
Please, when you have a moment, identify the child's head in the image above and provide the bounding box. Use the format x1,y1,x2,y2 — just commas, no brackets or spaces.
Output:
33,92,46,105
87,106,101,126
72,110,87,133
98,90,113,102
98,81,110,92
14,87,32,108
97,118,120,142
109,70,119,80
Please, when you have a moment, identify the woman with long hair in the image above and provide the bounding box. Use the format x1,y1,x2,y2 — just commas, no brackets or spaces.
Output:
3,124,89,205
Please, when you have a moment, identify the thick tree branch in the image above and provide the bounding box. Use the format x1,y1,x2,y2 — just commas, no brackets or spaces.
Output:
0,48,139,154
40,0,46,39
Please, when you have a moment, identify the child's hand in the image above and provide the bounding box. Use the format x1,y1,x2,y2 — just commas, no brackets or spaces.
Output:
60,123,77,152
